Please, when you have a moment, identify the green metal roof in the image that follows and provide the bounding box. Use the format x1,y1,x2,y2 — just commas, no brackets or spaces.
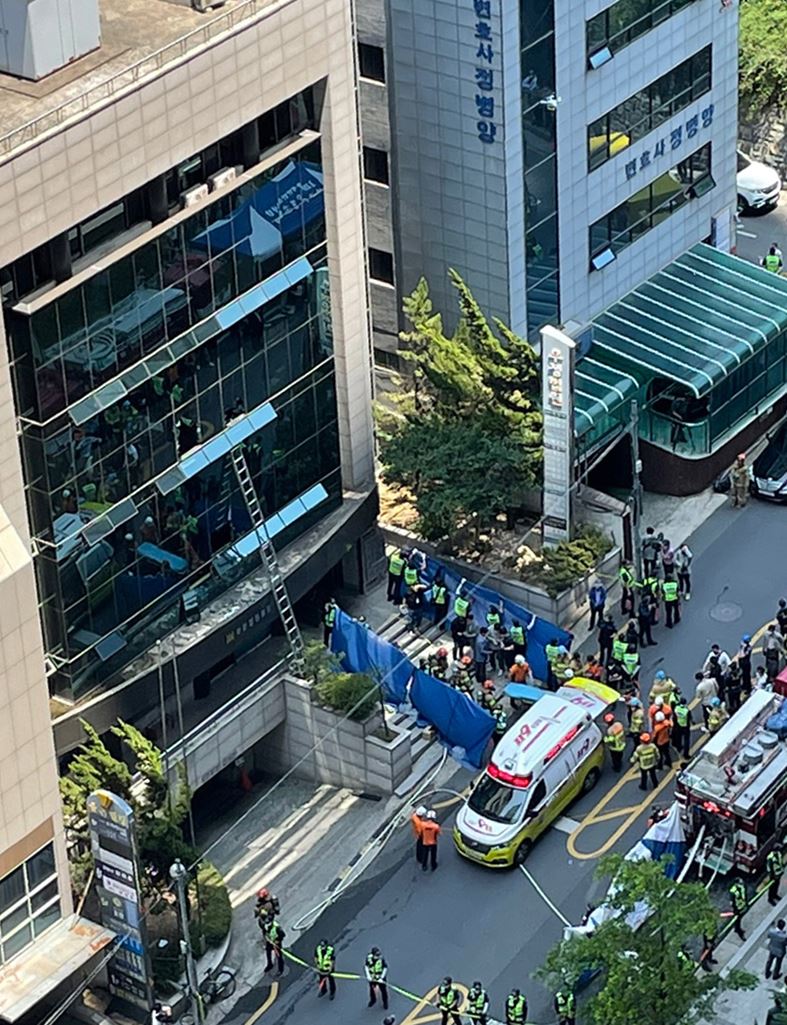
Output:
573,243,787,436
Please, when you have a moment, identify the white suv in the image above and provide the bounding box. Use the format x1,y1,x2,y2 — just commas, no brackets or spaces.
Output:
737,149,781,214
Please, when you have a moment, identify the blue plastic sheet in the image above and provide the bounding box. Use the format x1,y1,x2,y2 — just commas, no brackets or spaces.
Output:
330,610,413,706
410,669,495,769
422,557,571,683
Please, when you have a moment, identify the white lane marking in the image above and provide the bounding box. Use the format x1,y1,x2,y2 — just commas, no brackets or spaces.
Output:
737,230,757,238
553,815,581,835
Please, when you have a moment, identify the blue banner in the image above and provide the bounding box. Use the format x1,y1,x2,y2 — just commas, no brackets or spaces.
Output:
410,669,495,769
330,609,413,706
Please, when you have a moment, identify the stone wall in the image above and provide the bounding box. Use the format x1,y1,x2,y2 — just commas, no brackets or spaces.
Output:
739,110,787,167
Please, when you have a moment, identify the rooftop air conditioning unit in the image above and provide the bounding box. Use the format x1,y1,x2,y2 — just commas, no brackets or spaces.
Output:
192,0,226,11
182,184,209,208
208,167,237,192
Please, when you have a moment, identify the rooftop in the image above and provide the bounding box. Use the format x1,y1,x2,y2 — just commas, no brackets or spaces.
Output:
0,0,282,161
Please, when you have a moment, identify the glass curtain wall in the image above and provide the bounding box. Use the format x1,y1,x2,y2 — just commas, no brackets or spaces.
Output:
521,0,560,338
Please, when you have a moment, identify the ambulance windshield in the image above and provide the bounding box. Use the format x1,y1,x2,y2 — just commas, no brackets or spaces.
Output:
468,775,528,824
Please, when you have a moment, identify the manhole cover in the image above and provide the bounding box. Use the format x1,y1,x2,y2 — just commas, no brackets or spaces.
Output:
710,601,743,623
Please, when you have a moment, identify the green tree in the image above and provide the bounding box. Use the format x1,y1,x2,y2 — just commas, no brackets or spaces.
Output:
739,0,787,113
538,855,756,1025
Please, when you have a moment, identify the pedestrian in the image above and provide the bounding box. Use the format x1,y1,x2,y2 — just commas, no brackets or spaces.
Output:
637,592,656,647
473,627,493,683
661,538,675,576
766,919,787,980
662,573,681,628
624,617,640,651
554,989,576,1025
436,978,462,1025
642,527,662,577
603,713,625,772
410,804,426,866
675,542,693,599
729,879,748,940
365,947,389,1009
768,844,785,906
672,693,692,761
726,662,743,714
588,581,606,629
730,452,749,508
421,810,441,871
432,574,449,627
264,917,286,975
510,619,528,659
323,598,338,646
631,732,659,790
314,939,336,999
763,244,783,273
387,550,406,603
509,654,532,684
764,624,785,680
653,711,672,769
466,982,489,1025
754,664,770,691
738,634,753,694
703,643,731,677
450,615,467,661
778,598,787,638
598,613,616,665
505,988,528,1025
695,672,718,729
619,561,636,616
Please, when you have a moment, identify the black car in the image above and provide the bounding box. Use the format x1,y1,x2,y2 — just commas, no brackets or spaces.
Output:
751,421,787,501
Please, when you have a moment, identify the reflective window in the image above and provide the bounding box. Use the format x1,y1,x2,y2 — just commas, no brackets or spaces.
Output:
587,0,698,62
588,47,711,170
0,843,60,965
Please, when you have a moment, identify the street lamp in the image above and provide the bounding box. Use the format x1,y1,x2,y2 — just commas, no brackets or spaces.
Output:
169,859,204,1024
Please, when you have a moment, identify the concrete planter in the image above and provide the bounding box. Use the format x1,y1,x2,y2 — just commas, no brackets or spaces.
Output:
265,675,414,794
380,521,620,633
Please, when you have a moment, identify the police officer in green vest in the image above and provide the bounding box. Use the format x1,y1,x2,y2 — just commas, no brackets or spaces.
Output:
323,598,337,647
554,989,576,1025
662,573,681,629
404,561,420,592
436,977,462,1025
509,619,527,658
622,644,640,685
544,638,561,690
768,843,785,905
611,632,628,665
264,917,286,975
764,245,783,273
672,693,692,760
486,606,502,630
466,981,489,1025
432,576,449,626
505,988,527,1025
387,549,406,603
619,562,636,615
315,939,336,999
729,879,747,939
454,592,470,619
364,947,388,1009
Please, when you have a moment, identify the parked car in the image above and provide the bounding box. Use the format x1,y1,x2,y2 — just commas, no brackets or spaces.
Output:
751,419,787,501
737,149,781,214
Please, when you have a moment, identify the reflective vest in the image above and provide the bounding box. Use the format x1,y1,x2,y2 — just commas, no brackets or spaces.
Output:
766,253,781,272
494,709,508,735
662,580,679,602
634,742,658,769
454,595,470,617
506,994,527,1023
622,651,639,675
556,992,575,1017
439,985,458,1011
324,605,336,627
630,708,645,734
708,707,725,732
768,850,784,879
315,944,335,971
604,725,626,752
730,881,746,912
365,954,385,981
467,988,488,1016
642,576,658,594
433,585,447,605
510,625,525,645
612,637,627,662
265,920,284,945
545,643,560,667
404,566,419,586
388,552,404,576
674,703,689,728
487,611,501,628
619,565,634,587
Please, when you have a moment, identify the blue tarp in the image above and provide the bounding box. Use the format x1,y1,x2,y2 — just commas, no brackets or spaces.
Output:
330,610,413,706
422,557,572,684
410,669,495,769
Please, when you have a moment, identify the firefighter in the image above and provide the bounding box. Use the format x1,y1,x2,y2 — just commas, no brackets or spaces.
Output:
436,977,462,1025
768,843,785,906
505,988,527,1025
492,706,508,748
264,917,286,975
254,887,280,929
603,713,626,772
554,988,576,1025
729,879,748,939
466,982,489,1025
632,732,659,790
476,679,499,713
672,693,692,761
627,697,645,751
707,696,728,735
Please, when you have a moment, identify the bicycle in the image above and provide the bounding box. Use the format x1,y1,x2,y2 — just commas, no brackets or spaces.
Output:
198,965,237,1004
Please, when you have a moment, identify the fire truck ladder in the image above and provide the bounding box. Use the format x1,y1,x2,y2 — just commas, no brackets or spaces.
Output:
231,445,304,668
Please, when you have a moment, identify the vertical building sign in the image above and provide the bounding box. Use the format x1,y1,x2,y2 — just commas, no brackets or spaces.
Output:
540,325,575,546
471,0,500,144
87,790,152,1013
315,266,333,353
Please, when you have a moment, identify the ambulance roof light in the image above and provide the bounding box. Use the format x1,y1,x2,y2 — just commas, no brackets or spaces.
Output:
488,763,532,788
544,725,581,764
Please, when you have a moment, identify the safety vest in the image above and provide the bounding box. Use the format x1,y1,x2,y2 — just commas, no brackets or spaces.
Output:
768,850,784,879
388,552,404,576
708,707,725,732
642,576,658,594
487,611,501,628
630,708,645,733
506,994,527,1023
545,643,560,666
634,743,658,769
612,637,627,662
315,944,335,971
605,725,626,752
619,565,634,587
510,625,525,645
365,954,385,980
324,605,336,627
467,988,488,1015
494,709,508,735
622,651,639,675
674,704,689,728
766,253,781,272
730,881,746,912
662,580,679,602
454,596,469,617
556,992,575,1017
404,566,419,586
439,985,458,1010
433,585,447,605
265,920,284,945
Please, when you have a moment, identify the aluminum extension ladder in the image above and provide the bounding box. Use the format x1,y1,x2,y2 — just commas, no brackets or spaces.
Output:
230,446,304,667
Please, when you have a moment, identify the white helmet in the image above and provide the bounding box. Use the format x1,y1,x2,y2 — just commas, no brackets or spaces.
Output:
514,655,525,665
415,805,427,817
654,696,664,706
655,711,665,722
426,810,437,820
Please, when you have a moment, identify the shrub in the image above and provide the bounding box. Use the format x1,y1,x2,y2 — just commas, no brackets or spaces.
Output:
190,862,232,949
315,671,379,722
537,526,614,597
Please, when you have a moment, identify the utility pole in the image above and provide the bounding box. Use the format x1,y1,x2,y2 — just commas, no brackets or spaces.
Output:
631,399,643,582
170,859,204,1024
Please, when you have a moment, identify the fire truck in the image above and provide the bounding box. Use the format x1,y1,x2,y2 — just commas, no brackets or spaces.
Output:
676,688,787,875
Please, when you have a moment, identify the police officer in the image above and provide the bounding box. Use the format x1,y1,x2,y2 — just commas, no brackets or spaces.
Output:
763,244,783,273
603,713,626,772
637,591,656,647
622,644,640,686
264,917,286,975
436,977,462,1025
315,939,336,999
768,843,785,906
323,599,338,647
619,562,636,616
505,988,527,1025
510,619,527,659
544,638,561,691
364,947,388,1009
453,591,471,620
554,989,576,1025
486,606,502,630
672,693,692,761
403,560,420,592
730,879,747,939
432,576,449,626
387,549,406,603
466,982,489,1025
662,573,681,628
631,732,659,790
611,631,628,666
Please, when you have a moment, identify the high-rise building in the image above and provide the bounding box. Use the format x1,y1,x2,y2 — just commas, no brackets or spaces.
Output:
0,0,376,802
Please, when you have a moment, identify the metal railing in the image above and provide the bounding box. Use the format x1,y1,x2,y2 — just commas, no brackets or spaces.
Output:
0,0,285,160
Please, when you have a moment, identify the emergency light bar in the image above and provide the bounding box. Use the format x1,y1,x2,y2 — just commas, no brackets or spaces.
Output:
544,725,581,764
488,763,532,788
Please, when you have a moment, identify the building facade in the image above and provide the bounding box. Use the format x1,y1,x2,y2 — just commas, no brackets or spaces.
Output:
0,0,376,767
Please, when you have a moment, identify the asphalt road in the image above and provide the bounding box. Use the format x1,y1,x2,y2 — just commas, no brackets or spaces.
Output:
735,194,787,266
220,497,787,1025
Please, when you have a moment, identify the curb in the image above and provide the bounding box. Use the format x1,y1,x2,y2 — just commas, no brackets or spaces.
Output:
722,889,787,975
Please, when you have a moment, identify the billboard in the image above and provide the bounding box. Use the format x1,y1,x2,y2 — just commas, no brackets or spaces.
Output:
541,325,576,545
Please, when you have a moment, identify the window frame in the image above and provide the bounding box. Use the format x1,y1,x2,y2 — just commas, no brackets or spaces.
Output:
587,0,699,64
0,842,60,965
368,247,395,285
358,42,386,83
362,146,390,185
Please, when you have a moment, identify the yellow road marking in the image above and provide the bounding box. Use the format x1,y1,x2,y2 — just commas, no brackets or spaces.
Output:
586,804,643,824
398,985,470,1025
243,981,279,1025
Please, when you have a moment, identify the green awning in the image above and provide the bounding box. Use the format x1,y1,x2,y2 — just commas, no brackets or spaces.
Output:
574,357,640,433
